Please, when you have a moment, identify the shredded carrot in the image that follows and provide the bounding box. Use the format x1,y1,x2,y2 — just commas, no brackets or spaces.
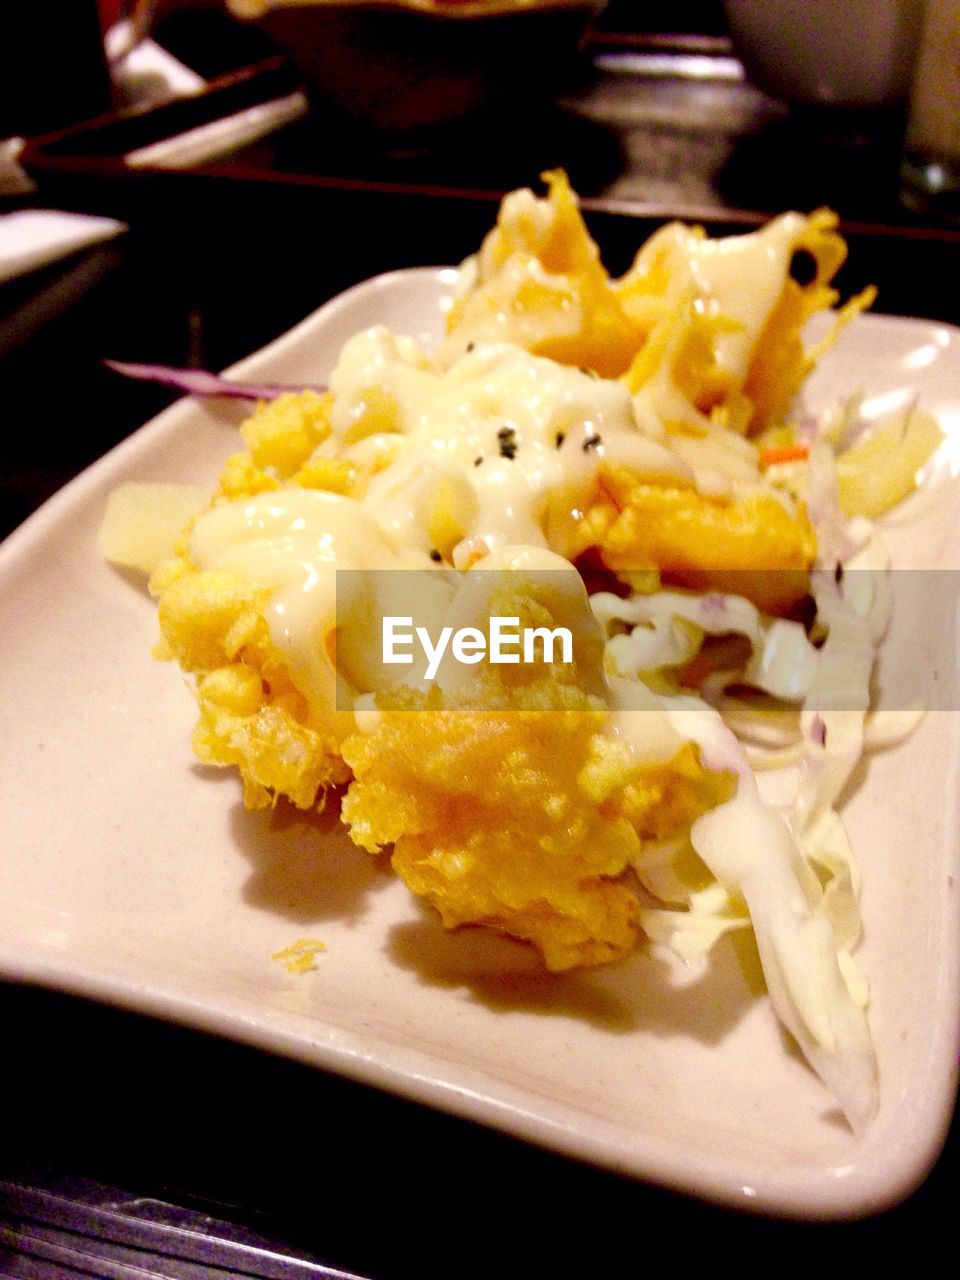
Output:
759,443,810,467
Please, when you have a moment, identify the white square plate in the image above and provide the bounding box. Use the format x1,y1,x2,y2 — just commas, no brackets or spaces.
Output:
2,267,958,1217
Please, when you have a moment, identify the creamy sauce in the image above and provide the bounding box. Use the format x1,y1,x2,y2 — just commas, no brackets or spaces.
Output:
167,183,885,1132
604,675,689,766
440,186,582,363
326,331,692,561
431,544,608,698
629,213,806,382
187,488,604,721
185,208,811,727
189,489,444,725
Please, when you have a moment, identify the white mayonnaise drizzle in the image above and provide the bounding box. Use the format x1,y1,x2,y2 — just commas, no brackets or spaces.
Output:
189,489,445,726
626,213,807,382
324,331,692,560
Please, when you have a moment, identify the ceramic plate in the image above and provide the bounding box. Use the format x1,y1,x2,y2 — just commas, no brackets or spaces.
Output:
1,268,958,1217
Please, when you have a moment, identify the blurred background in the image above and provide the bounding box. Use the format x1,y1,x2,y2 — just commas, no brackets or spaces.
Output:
1,0,950,223
3,0,957,528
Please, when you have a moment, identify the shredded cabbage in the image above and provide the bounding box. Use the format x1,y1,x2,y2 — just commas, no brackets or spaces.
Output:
591,402,938,1131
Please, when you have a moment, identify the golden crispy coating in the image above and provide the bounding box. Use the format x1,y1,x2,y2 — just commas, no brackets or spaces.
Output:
445,170,643,378
155,568,349,809
148,390,371,810
449,174,864,437
342,682,732,971
145,177,833,963
213,390,361,503
239,389,333,477
559,464,816,614
742,212,874,433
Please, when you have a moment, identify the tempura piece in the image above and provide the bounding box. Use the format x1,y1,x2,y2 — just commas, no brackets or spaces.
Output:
447,171,872,437
341,575,732,972
444,169,642,378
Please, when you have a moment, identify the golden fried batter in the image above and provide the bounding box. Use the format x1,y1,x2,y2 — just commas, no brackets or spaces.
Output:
342,684,732,971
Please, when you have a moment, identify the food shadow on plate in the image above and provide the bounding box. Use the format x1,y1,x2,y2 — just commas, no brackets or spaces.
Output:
228,789,393,927
385,905,761,1046
833,749,872,813
106,562,157,598
223,773,763,1048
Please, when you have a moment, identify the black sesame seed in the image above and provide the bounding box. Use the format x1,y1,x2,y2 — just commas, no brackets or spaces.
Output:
474,455,484,466
834,561,844,584
789,248,818,287
497,426,516,441
500,442,518,460
466,342,475,353
579,367,597,379
430,549,442,562
583,434,602,452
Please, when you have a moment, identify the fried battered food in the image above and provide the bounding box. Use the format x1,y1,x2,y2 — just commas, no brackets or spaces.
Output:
447,170,871,437
444,170,642,378
103,171,951,1133
141,179,869,956
342,662,732,972
151,392,365,809
564,464,816,615
156,568,350,809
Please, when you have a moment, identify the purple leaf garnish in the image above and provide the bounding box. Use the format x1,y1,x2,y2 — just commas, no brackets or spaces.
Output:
104,360,326,402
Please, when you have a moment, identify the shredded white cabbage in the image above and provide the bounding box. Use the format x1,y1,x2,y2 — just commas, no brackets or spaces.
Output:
591,429,929,1132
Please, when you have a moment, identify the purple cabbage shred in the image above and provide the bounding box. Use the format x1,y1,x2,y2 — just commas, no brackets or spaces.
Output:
104,359,326,402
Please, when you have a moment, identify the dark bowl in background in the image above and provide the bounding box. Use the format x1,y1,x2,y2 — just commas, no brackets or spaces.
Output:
228,0,607,131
